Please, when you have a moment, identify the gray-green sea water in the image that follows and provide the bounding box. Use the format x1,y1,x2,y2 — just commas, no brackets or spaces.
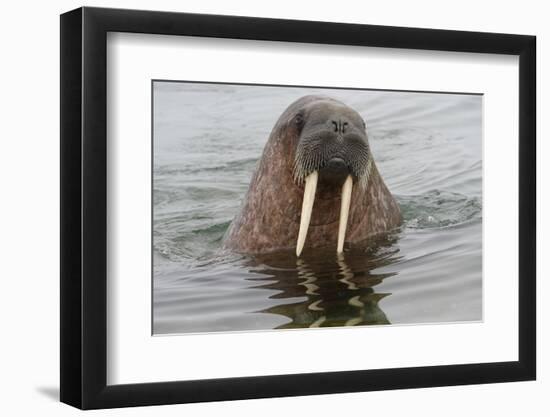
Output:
153,82,482,334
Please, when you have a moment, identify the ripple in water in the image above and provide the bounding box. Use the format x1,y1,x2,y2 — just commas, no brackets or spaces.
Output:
399,190,481,229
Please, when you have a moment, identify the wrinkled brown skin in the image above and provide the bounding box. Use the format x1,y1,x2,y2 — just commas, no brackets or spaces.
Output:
223,95,401,254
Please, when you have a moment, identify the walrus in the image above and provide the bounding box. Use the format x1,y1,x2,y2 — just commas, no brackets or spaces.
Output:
223,95,401,256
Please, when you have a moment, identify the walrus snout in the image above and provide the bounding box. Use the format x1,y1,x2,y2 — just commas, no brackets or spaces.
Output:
292,101,374,256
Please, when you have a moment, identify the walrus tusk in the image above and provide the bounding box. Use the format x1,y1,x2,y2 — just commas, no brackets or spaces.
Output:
337,175,353,253
296,171,318,257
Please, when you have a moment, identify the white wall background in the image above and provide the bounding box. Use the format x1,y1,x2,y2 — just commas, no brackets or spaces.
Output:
0,0,545,415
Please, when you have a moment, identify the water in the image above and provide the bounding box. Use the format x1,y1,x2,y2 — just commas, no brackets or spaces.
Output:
153,81,482,335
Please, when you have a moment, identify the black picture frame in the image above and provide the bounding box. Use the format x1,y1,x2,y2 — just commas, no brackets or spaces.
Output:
60,6,536,410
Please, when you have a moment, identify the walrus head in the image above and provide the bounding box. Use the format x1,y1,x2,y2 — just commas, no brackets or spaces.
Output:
290,97,373,256
223,95,401,256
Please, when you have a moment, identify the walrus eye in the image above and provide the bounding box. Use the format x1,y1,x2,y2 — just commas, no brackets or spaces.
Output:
294,113,305,128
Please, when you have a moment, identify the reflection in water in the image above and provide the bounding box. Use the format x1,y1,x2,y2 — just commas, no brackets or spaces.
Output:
244,235,400,329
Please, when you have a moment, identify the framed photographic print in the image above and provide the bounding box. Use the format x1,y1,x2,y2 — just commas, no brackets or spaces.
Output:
60,6,536,409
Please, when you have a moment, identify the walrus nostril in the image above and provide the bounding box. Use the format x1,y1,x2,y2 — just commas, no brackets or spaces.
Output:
330,120,349,134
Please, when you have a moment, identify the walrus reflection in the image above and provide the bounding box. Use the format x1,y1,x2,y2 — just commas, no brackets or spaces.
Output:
244,240,400,329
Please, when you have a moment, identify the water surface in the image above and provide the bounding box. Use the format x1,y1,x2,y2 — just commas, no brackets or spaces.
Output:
153,82,482,334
